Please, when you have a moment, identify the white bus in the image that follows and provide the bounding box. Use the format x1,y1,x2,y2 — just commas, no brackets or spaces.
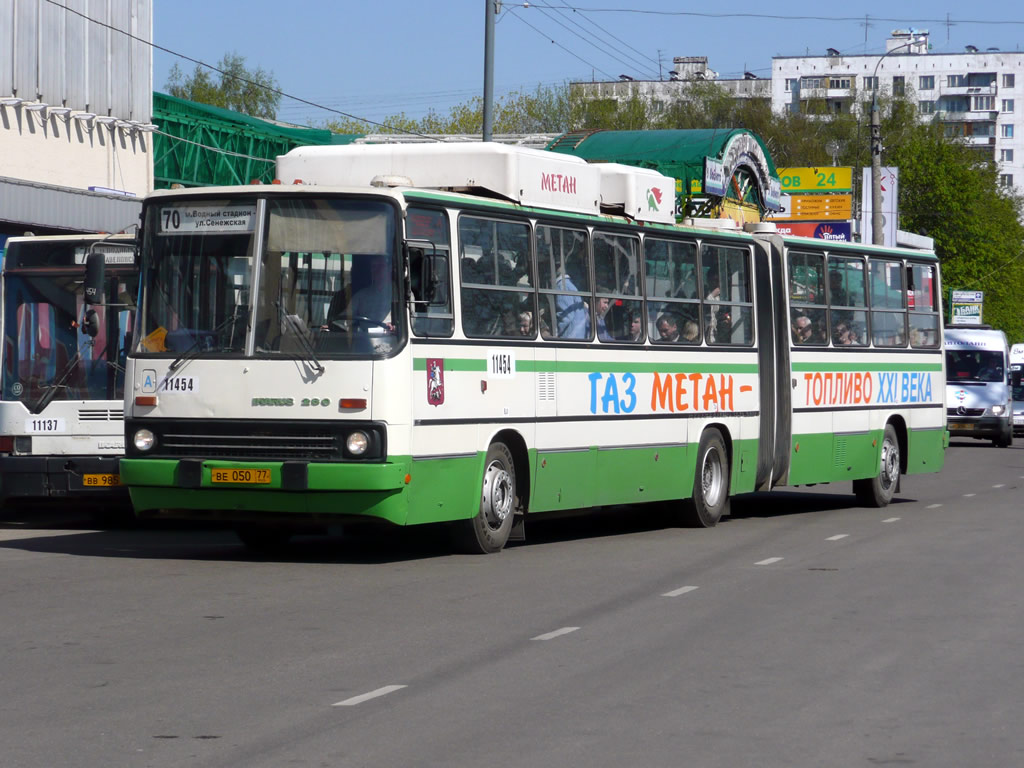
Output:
115,143,947,552
0,234,136,508
944,326,1013,446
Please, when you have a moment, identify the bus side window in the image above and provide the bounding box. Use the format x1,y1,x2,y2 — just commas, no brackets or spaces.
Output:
408,208,454,338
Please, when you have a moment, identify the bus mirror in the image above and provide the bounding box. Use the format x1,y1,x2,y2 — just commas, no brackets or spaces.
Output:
81,308,100,338
84,251,106,305
407,241,447,308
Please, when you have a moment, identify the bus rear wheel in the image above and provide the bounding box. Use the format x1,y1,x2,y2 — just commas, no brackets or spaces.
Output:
453,441,518,554
682,428,730,527
854,423,900,507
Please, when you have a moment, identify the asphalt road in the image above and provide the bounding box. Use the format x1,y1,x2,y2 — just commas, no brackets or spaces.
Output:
2,439,1022,768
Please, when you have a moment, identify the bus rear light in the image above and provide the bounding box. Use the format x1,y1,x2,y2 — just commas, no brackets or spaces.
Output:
14,436,31,454
271,179,282,184
338,398,367,410
0,436,14,453
135,395,158,407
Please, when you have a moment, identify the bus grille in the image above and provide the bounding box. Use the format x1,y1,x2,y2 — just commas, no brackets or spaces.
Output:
947,407,985,417
160,429,338,459
79,408,124,421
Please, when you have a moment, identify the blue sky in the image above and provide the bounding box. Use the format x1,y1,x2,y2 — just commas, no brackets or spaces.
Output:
153,2,1024,129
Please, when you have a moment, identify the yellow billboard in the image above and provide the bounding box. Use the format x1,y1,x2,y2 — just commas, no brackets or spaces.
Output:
776,167,853,193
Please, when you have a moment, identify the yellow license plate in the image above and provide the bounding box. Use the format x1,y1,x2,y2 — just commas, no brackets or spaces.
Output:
83,473,121,487
211,468,272,484
949,423,972,430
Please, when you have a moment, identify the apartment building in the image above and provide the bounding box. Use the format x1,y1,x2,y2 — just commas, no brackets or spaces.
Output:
772,30,1023,195
571,56,771,120
573,33,1022,200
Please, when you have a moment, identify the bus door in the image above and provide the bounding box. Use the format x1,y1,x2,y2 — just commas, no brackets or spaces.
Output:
754,235,792,488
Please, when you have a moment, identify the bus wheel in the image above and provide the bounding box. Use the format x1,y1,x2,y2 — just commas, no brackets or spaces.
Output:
235,525,292,554
683,428,730,527
854,423,900,507
454,441,518,554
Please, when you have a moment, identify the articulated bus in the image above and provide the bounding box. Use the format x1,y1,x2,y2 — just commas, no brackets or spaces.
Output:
0,234,136,509
116,143,947,552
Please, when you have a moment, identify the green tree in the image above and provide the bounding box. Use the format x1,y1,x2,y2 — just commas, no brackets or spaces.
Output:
323,84,572,136
165,53,281,120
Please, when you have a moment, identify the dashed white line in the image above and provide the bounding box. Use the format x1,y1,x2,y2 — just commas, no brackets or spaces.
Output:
993,484,1005,489
332,685,407,707
532,626,580,641
926,503,942,509
882,517,900,523
755,557,784,565
826,534,849,541
662,585,699,597
963,493,976,498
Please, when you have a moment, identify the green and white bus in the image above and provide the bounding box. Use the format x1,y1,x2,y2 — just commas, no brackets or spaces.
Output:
116,143,947,552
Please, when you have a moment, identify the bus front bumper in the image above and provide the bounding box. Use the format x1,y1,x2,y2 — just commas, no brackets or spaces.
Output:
0,455,128,503
119,458,413,525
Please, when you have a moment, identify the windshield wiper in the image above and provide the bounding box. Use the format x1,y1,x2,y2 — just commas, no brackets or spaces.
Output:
275,301,325,374
29,345,88,414
168,307,249,373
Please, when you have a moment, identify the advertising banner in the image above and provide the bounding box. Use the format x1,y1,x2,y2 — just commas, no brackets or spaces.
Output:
773,221,852,241
950,290,984,325
776,166,853,193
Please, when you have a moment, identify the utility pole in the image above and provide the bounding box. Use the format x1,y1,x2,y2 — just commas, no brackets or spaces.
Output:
483,0,498,142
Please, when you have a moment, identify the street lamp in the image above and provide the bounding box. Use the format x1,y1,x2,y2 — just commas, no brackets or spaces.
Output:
870,38,916,244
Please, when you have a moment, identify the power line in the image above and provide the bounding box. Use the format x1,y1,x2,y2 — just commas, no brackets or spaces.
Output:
504,7,617,81
520,5,1024,26
538,4,660,79
42,0,436,138
567,6,661,72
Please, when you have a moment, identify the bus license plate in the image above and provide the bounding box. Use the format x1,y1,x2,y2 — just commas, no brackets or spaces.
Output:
211,468,272,484
84,473,121,487
948,423,972,431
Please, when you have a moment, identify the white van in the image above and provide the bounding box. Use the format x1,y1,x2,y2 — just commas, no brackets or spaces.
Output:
1010,343,1024,436
945,326,1013,447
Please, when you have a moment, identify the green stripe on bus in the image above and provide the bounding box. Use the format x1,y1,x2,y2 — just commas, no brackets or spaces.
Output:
414,358,758,374
791,362,943,372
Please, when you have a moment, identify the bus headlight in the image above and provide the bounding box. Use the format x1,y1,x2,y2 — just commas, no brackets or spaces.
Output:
133,428,156,451
346,431,369,455
990,404,1006,416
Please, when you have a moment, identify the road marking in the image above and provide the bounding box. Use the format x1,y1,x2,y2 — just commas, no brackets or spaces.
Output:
993,484,1005,488
332,685,407,707
755,557,784,565
532,627,580,641
826,534,849,541
963,493,976,498
662,585,699,597
926,503,942,509
882,517,900,523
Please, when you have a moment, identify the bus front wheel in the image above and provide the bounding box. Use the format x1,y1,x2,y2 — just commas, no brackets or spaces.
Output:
854,423,900,507
682,428,730,527
453,441,518,554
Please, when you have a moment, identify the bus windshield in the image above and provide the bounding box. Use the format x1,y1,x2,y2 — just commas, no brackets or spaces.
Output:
946,349,1005,383
2,273,131,405
137,196,400,359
